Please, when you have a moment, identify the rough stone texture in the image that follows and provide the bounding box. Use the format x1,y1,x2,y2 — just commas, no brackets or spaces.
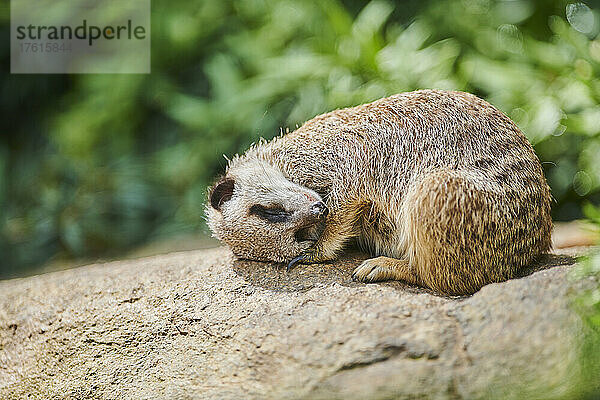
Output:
0,247,596,399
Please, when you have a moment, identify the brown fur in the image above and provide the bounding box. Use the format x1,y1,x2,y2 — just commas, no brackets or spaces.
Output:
206,90,553,295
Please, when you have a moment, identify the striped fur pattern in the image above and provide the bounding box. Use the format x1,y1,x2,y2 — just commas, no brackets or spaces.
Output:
206,90,552,295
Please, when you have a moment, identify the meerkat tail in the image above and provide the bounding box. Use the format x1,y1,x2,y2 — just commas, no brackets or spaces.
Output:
400,168,552,296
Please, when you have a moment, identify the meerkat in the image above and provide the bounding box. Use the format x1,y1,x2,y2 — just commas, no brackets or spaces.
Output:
206,90,552,295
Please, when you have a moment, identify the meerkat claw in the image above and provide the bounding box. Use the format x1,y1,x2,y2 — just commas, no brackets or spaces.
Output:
287,248,323,271
287,254,306,271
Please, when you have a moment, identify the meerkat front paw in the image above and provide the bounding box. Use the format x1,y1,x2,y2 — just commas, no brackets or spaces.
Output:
287,249,321,271
286,245,332,271
352,257,414,283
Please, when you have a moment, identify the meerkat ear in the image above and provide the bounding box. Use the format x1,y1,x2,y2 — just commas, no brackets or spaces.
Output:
210,177,235,211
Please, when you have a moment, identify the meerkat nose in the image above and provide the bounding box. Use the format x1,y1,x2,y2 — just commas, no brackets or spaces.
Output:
310,201,328,218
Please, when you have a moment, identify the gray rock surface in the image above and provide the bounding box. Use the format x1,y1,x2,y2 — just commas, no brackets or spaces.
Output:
0,247,594,399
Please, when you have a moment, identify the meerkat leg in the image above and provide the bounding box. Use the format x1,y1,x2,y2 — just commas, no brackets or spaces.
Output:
400,169,493,295
288,201,365,268
351,256,420,285
400,168,552,295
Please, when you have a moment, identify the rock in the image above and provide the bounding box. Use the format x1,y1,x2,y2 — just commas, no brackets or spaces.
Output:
0,247,596,399
552,220,600,249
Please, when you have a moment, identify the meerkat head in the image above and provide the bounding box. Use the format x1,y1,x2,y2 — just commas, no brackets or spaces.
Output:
206,158,328,263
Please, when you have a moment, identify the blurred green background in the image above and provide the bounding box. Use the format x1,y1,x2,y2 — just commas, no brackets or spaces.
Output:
1,0,599,278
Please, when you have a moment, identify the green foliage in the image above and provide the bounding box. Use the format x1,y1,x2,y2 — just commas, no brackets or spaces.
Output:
1,0,599,276
573,204,600,329
571,203,600,397
584,202,600,226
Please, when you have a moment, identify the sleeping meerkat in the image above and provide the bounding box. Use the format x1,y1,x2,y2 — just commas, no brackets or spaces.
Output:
206,90,552,295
